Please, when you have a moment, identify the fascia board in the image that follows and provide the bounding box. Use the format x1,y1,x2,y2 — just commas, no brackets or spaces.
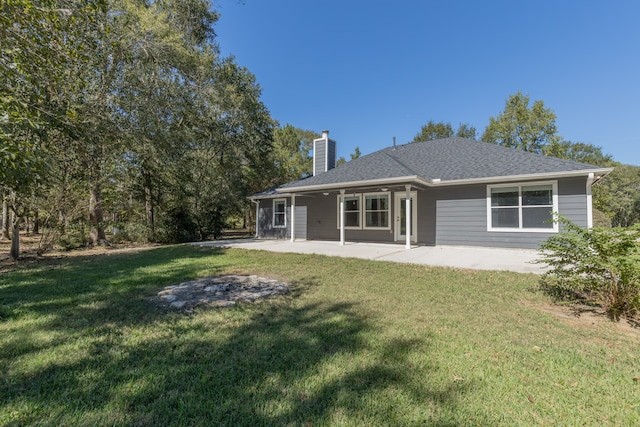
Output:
276,176,431,193
268,168,614,194
428,168,614,187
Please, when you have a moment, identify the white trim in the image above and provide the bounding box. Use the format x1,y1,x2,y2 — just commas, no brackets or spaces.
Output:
272,198,287,229
312,139,317,177
363,192,391,230
586,172,594,229
486,181,558,233
339,190,345,245
281,176,427,193
252,199,260,238
394,191,417,242
428,169,613,187
405,185,411,249
276,168,613,194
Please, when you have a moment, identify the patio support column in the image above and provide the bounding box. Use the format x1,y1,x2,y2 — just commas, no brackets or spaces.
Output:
405,185,411,249
339,189,345,246
290,194,296,242
253,199,259,238
586,172,594,229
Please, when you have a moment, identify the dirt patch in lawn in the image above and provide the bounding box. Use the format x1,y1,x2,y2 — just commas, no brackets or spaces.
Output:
535,301,640,340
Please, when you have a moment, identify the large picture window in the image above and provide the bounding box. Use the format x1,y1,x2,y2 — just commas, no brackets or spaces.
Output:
365,194,390,228
273,198,286,228
488,182,557,232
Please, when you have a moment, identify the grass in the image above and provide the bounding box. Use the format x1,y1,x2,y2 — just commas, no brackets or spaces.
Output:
1,245,639,426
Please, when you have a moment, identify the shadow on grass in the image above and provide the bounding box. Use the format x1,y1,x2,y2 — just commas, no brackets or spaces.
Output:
3,301,471,425
1,246,476,425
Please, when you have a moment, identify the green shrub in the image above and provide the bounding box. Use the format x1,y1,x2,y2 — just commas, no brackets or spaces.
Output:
538,216,640,320
57,224,87,251
108,222,150,243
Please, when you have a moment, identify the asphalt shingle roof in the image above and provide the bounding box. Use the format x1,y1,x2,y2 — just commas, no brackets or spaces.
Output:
274,137,609,192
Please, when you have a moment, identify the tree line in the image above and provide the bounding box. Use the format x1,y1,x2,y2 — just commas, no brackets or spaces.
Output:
1,0,290,259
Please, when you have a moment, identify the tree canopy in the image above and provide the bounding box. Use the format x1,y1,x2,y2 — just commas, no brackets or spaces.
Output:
1,0,275,257
412,121,476,142
482,92,559,153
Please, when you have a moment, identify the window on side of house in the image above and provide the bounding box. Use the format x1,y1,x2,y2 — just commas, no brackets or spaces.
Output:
336,195,361,229
488,182,557,232
273,198,286,228
364,193,390,229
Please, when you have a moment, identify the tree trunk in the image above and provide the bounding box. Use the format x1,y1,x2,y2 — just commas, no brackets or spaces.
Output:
1,192,9,240
10,220,19,261
143,172,154,237
89,183,106,245
33,208,39,234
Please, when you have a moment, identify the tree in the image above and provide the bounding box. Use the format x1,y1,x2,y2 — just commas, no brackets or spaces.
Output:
336,146,362,166
543,140,615,166
593,165,640,227
482,92,559,153
456,123,477,139
412,121,453,142
269,125,316,184
412,121,477,142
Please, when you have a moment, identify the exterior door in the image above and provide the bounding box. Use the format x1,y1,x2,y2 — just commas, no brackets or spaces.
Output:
394,191,417,242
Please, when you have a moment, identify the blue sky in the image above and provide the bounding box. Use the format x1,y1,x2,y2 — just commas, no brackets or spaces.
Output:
215,0,640,165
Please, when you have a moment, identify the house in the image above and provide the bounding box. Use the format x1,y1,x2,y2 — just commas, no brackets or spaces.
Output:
250,131,612,249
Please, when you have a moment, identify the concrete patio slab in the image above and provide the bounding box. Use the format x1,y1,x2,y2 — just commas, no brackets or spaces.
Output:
193,239,547,274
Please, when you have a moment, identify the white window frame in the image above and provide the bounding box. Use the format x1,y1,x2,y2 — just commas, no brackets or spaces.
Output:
363,192,391,230
336,194,362,229
273,198,287,228
486,181,559,233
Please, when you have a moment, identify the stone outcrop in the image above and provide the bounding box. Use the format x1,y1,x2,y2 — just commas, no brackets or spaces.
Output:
157,274,288,311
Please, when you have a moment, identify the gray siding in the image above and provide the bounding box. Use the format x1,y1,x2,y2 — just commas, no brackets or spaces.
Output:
257,200,290,239
434,178,588,249
314,140,327,175
327,140,336,171
255,176,590,249
302,194,395,242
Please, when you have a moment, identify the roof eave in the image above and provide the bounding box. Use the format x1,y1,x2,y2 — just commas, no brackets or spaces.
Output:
255,168,614,196
276,175,431,193
429,168,614,187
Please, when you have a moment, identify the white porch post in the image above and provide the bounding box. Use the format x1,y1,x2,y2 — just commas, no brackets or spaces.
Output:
586,172,594,229
290,194,296,242
339,189,345,246
254,200,259,238
405,185,411,249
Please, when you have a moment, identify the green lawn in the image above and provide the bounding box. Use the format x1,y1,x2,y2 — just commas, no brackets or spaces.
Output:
1,245,638,426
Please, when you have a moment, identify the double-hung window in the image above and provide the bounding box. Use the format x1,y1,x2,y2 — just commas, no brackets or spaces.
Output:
273,198,286,228
337,192,390,229
364,193,390,228
343,196,361,228
488,182,558,232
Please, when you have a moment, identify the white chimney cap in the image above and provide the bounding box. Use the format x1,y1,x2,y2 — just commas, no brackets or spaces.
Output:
322,130,329,139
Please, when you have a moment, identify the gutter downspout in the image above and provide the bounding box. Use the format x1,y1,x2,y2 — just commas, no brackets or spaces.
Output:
250,199,260,238
586,172,594,229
